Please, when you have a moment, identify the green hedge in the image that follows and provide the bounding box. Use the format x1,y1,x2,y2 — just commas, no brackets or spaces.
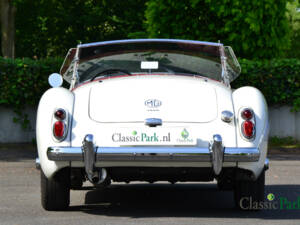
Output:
0,57,63,106
232,58,300,111
0,57,63,128
0,57,299,127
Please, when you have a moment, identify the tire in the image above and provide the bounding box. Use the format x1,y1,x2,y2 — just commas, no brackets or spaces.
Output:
234,170,265,210
41,168,70,211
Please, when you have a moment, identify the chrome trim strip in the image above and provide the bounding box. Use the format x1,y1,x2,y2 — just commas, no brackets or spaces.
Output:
47,146,259,162
79,39,223,48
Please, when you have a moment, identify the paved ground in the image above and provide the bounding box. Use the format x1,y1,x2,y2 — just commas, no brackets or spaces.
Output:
1,146,300,225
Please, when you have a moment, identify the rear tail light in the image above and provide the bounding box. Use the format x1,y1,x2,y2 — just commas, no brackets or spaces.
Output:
54,109,66,120
240,108,255,140
52,108,68,141
241,109,253,120
53,121,65,139
242,120,254,139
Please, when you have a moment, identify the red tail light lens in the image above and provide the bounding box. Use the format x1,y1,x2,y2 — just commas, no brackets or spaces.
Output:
54,109,66,120
242,121,254,139
53,121,65,139
241,109,253,120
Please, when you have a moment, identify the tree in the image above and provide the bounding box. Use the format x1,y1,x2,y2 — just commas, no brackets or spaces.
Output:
0,0,16,58
13,0,146,58
286,0,300,58
144,0,291,59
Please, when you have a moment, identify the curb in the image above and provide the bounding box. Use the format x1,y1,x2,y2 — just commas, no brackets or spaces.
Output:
268,147,300,155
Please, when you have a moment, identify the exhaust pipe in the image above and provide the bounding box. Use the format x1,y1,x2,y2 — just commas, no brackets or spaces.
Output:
91,171,100,183
91,168,108,184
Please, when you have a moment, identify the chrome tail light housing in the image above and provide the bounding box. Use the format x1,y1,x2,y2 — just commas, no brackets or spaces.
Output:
52,108,68,142
240,108,255,140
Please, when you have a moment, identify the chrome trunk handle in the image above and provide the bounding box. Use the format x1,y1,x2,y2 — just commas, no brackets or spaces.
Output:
144,118,162,127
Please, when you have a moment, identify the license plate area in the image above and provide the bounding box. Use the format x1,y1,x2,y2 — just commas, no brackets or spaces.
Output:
111,127,196,146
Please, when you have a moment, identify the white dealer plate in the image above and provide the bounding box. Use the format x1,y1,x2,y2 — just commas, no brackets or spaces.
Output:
110,127,196,146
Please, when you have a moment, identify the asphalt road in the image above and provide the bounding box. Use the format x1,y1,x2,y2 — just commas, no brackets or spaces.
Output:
1,147,300,225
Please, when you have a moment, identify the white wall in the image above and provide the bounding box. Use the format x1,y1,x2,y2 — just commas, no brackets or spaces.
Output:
0,106,298,143
0,106,36,143
268,106,300,140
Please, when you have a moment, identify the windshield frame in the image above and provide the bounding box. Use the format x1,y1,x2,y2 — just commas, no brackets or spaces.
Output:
60,39,239,89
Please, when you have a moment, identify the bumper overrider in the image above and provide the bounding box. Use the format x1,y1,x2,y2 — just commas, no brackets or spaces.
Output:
43,134,263,182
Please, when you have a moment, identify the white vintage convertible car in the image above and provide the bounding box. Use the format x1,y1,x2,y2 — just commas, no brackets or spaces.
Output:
36,39,269,211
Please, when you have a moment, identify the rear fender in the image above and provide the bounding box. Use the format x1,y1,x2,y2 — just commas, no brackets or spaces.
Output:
232,86,269,179
36,87,74,178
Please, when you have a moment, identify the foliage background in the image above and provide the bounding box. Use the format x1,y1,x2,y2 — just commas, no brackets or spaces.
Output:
286,0,300,58
144,0,291,59
0,0,299,129
0,58,299,125
13,0,146,58
0,0,297,59
0,57,62,128
232,58,300,110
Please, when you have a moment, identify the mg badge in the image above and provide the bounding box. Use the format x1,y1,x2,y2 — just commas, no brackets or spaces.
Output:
145,99,162,108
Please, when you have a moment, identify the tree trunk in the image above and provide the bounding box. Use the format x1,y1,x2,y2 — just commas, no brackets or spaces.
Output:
0,0,16,58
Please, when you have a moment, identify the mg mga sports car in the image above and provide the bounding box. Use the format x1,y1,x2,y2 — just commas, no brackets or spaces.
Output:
36,39,269,211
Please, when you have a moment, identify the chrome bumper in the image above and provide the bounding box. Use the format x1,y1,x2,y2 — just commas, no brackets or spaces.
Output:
46,134,260,178
47,146,259,162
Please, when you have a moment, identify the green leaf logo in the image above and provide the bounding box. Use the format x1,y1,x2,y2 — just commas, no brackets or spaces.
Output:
132,130,137,135
181,128,189,139
267,193,275,201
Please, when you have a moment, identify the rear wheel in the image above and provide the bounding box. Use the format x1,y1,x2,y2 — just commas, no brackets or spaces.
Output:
41,168,70,211
234,170,265,210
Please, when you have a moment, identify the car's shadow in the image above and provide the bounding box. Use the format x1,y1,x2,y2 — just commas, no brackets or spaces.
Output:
69,183,300,219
